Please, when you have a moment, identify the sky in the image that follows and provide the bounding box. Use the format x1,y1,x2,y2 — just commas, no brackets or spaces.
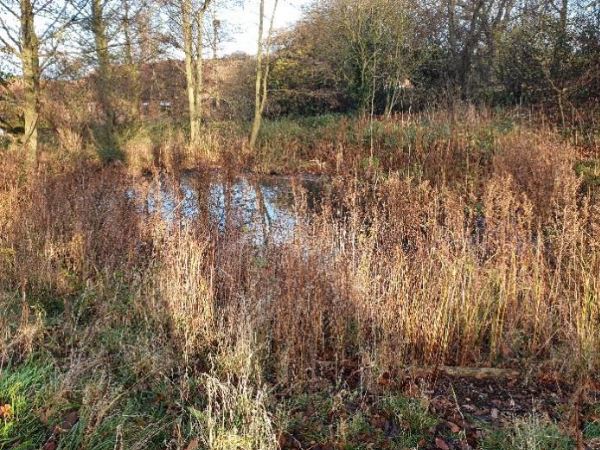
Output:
219,0,312,55
0,0,314,74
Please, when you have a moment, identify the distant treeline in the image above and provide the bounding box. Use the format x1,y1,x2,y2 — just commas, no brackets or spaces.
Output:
1,0,598,164
266,0,600,120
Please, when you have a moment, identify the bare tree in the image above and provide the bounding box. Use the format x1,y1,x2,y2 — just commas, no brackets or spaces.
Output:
122,0,140,117
175,0,214,143
249,0,278,149
91,0,117,153
0,0,83,165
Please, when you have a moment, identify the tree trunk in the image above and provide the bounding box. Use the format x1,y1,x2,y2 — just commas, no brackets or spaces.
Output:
20,0,40,166
552,0,569,79
458,0,484,98
211,12,219,59
92,0,116,152
182,0,199,143
123,0,140,118
249,0,277,149
194,7,205,131
447,0,457,87
249,0,266,150
212,9,221,108
180,0,213,144
550,0,569,127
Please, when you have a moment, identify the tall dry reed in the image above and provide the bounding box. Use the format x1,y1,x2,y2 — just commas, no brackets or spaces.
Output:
0,114,598,389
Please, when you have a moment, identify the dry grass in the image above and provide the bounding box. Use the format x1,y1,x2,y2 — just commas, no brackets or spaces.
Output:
0,108,598,447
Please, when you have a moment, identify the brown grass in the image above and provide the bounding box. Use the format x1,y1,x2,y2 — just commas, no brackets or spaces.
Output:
0,109,598,446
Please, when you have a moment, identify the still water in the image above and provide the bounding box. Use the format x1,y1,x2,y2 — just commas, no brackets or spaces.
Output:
131,171,324,244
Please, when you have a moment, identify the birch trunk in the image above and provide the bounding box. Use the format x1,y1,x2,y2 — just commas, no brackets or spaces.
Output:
194,7,205,131
249,0,278,149
181,0,211,143
181,0,199,142
248,0,265,149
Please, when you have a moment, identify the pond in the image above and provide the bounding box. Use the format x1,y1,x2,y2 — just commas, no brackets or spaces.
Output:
132,171,325,244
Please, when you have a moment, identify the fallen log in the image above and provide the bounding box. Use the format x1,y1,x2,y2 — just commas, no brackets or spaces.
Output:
404,365,520,380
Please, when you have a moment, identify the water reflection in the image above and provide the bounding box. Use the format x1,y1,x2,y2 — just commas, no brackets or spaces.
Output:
134,171,323,244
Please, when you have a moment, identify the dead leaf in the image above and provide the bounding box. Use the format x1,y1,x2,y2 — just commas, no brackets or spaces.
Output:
61,411,79,430
42,439,57,450
447,421,461,433
0,404,13,420
186,438,199,450
435,437,450,450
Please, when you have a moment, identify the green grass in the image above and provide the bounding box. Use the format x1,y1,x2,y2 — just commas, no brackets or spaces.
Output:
381,394,438,447
283,392,334,444
56,388,171,450
0,351,173,450
0,358,586,450
575,159,600,186
584,419,600,440
0,359,58,449
584,403,600,442
480,415,574,450
278,391,440,449
249,111,522,176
